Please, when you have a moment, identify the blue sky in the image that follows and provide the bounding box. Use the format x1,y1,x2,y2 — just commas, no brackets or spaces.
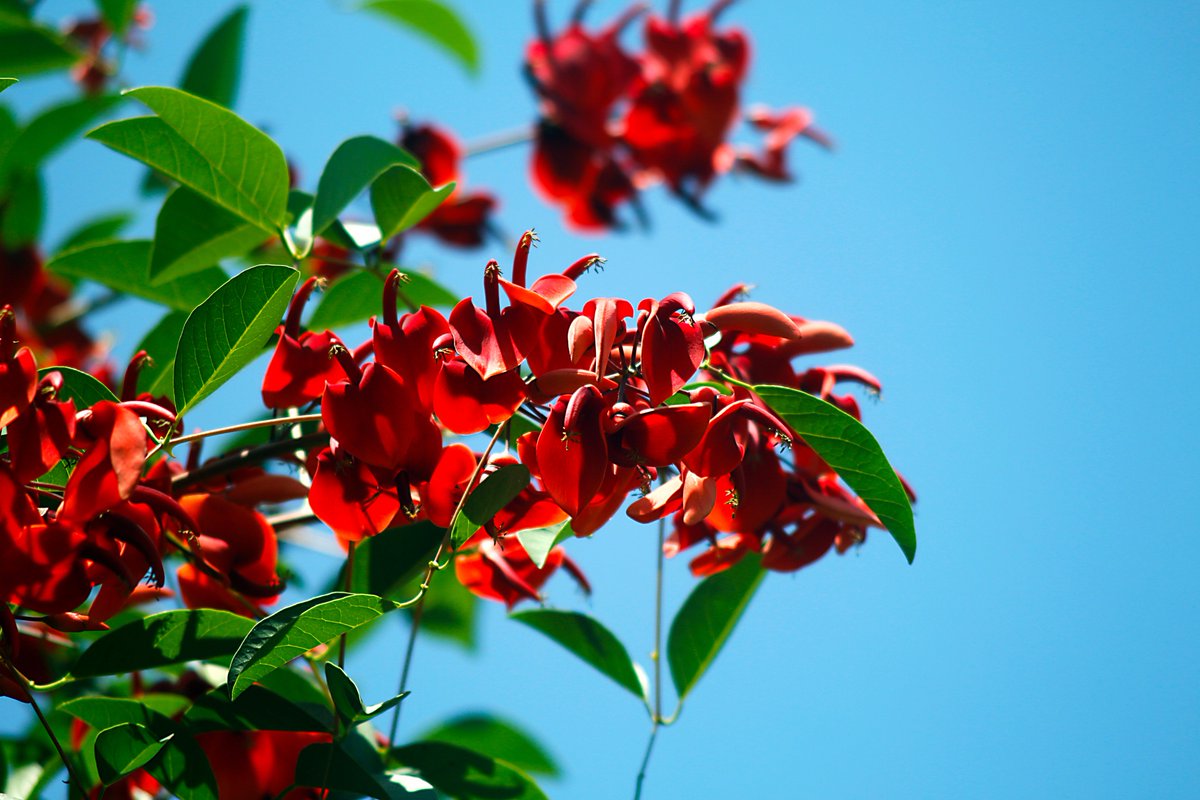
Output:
8,0,1200,797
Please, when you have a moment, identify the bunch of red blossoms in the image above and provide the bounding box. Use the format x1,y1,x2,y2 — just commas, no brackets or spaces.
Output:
269,230,912,605
526,0,831,229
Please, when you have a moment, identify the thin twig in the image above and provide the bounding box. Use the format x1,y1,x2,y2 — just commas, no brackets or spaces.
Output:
2,658,86,798
387,596,425,747
465,126,535,158
166,414,323,448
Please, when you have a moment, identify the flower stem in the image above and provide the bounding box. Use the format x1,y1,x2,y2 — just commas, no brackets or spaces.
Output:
465,125,535,158
166,413,323,448
386,596,425,748
338,541,356,670
1,658,86,798
635,501,668,798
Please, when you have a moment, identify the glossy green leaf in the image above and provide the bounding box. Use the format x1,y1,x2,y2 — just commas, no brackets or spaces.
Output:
342,521,443,601
151,186,265,284
450,463,529,549
370,165,453,240
94,723,166,786
55,211,133,252
418,714,559,777
96,0,138,35
307,268,458,330
0,77,16,93
295,739,436,799
325,663,408,727
47,239,226,310
0,94,121,184
0,18,79,76
510,609,646,700
363,0,479,75
516,521,572,570
311,135,418,235
755,383,917,562
173,263,299,415
59,698,217,800
71,609,254,678
227,592,394,699
391,742,547,800
666,553,765,702
0,168,40,246
184,679,333,734
37,366,117,410
180,6,247,107
89,87,289,231
131,309,188,399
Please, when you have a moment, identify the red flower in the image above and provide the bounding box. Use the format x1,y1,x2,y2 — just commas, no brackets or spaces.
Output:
400,122,498,248
261,277,345,409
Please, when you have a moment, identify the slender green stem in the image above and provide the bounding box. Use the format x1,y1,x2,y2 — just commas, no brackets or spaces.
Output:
633,724,659,800
634,501,668,798
166,413,323,448
387,596,425,748
2,659,86,798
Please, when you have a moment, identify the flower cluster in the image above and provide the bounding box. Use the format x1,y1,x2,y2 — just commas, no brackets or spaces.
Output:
264,230,910,607
526,0,830,229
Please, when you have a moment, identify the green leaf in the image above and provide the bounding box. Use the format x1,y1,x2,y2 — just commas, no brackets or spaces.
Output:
0,18,79,76
55,211,133,252
666,553,764,702
184,679,333,734
362,0,479,75
180,6,248,108
515,521,572,570
405,569,477,650
59,698,217,800
46,239,226,311
509,609,646,701
325,663,408,727
311,135,418,236
93,723,167,786
0,168,40,246
370,165,453,241
227,592,394,699
755,384,917,563
295,739,436,799
391,742,548,800
418,714,559,777
342,521,443,601
96,0,138,36
0,77,16,94
0,94,121,183
151,186,265,284
173,263,298,416
307,268,458,330
37,366,118,410
131,309,188,399
71,609,254,678
88,87,289,231
450,463,529,549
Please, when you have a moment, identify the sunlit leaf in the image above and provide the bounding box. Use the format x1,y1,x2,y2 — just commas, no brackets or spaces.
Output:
325,663,408,727
362,0,479,75
391,742,547,800
227,592,394,699
341,520,443,601
755,384,916,562
37,366,117,410
173,263,299,416
450,463,529,549
55,211,133,252
184,678,333,734
46,239,226,311
151,186,265,284
418,714,559,777
310,135,418,236
510,609,646,701
370,165,453,241
180,5,248,108
0,77,16,94
295,738,437,799
666,553,764,702
93,723,167,786
88,87,289,232
131,309,188,399
515,521,572,570
307,268,458,330
71,609,254,678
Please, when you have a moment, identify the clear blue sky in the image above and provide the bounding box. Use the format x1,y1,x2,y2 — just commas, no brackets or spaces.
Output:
9,1,1200,797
